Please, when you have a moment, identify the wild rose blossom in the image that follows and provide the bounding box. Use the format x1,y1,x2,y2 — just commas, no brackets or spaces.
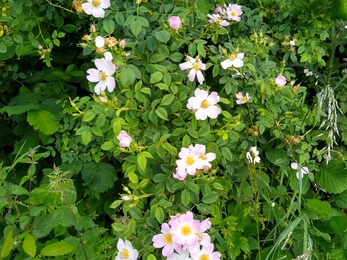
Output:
207,14,229,27
210,3,243,24
168,16,182,30
115,238,138,260
291,162,309,179
117,130,132,148
82,0,110,18
187,88,221,120
153,211,219,259
179,56,206,84
86,52,116,95
173,144,216,181
275,75,287,87
221,52,244,69
235,92,250,104
246,146,261,164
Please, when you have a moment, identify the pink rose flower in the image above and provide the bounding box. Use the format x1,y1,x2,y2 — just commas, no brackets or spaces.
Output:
168,16,182,30
275,75,287,87
117,130,132,148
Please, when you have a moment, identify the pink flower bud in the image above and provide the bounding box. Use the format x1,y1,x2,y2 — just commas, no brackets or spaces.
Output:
117,130,132,148
90,24,96,33
119,39,126,48
275,75,287,87
168,16,182,30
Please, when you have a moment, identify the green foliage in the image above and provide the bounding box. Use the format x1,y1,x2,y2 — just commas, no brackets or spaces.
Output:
1,0,347,259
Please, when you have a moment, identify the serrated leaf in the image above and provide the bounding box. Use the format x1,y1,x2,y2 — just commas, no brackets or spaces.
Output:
0,104,39,116
181,189,190,206
130,20,142,37
41,241,75,256
202,192,218,204
81,162,118,192
156,107,168,120
23,233,36,257
316,161,347,194
32,215,58,238
27,110,60,135
305,199,332,219
120,67,136,87
154,30,170,43
1,228,13,258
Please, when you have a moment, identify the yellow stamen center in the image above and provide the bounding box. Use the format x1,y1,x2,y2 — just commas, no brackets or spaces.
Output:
201,99,210,109
241,96,248,102
231,11,237,17
121,249,129,259
186,156,195,165
99,71,107,81
201,253,210,260
181,225,192,236
229,53,237,60
163,233,173,244
192,62,200,70
92,0,100,7
199,154,206,160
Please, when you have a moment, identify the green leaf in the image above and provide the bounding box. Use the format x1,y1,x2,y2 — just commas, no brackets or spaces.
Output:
202,192,218,204
150,71,163,84
128,172,139,183
130,20,142,37
316,161,347,194
156,107,168,120
161,94,175,106
27,110,60,135
155,207,165,223
154,30,171,43
81,129,92,146
137,152,147,171
32,214,58,238
120,67,136,87
305,199,332,219
82,110,96,122
147,254,157,260
197,0,210,15
331,0,347,20
81,162,118,192
23,233,36,257
1,228,13,258
103,19,115,34
101,141,115,151
181,189,190,206
112,221,125,232
0,45,7,53
41,241,75,256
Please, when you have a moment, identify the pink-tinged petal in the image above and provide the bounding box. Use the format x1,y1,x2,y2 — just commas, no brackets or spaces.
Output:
94,58,107,71
198,60,206,70
235,92,243,99
94,81,106,94
130,250,139,260
94,84,102,95
105,77,115,92
185,234,199,246
207,91,220,105
162,244,175,257
207,106,221,119
117,238,125,251
220,21,230,26
195,108,208,120
232,59,244,68
187,96,200,110
194,88,208,99
95,36,104,48
187,56,196,63
161,223,171,233
92,7,105,18
186,165,197,175
178,147,190,159
205,152,216,161
187,69,196,82
152,234,166,248
100,0,111,8
291,162,299,170
237,53,244,60
236,100,243,105
82,3,93,15
221,59,233,69
104,61,116,75
196,70,205,84
179,61,193,70
86,68,100,82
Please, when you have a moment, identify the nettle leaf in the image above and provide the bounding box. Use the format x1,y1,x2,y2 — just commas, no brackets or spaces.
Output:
81,162,117,193
305,199,332,219
0,104,39,116
32,214,59,238
316,161,347,194
27,109,60,135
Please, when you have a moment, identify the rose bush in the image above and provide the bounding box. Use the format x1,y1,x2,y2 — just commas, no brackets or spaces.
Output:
1,0,347,259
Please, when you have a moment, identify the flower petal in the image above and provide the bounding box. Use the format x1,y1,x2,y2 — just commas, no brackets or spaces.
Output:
221,59,233,69
179,61,193,70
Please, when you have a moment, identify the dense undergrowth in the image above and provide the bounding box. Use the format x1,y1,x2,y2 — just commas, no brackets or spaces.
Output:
1,0,347,259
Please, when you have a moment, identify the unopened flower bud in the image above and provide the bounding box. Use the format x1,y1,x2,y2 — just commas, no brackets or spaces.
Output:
168,16,182,30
